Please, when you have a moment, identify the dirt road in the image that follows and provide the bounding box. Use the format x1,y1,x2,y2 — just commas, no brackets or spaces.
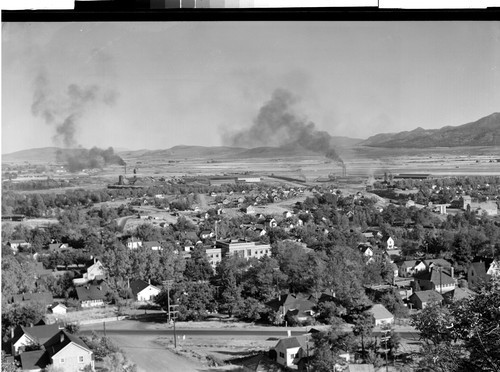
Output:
109,333,204,372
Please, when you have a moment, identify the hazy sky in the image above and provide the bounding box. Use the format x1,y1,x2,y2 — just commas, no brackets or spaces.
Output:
2,21,500,153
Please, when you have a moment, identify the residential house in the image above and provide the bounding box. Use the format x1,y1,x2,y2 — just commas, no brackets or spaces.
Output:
199,231,214,240
11,323,63,355
19,330,94,372
425,258,452,272
72,259,107,286
75,283,108,308
49,303,68,315
274,336,309,367
266,294,316,322
267,217,278,228
143,241,162,250
7,239,31,253
398,260,426,278
126,237,142,249
414,268,455,294
48,243,73,252
246,206,256,214
283,211,293,219
442,287,475,304
383,236,395,250
468,258,495,289
367,304,394,326
129,279,161,302
409,290,443,310
487,259,500,278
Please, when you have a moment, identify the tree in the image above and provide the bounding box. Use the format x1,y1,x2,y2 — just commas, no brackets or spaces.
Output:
352,312,375,359
1,351,19,372
183,245,213,282
102,351,138,372
310,321,356,372
411,278,500,371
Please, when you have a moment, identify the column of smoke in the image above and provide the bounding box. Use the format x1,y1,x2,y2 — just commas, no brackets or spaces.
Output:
31,73,125,172
224,88,344,170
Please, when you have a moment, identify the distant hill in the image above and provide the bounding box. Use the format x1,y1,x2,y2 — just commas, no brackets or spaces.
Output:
360,113,500,148
2,135,363,164
2,147,62,163
137,145,246,160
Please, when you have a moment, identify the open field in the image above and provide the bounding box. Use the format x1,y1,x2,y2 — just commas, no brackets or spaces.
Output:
5,146,500,197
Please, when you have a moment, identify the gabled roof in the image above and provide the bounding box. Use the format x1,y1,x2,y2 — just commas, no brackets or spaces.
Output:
367,304,393,320
425,258,452,268
12,324,62,345
276,336,308,350
44,330,91,357
410,290,443,303
443,287,475,302
266,294,315,314
75,283,108,301
50,302,68,310
129,279,161,296
470,259,492,278
20,349,50,371
416,268,455,286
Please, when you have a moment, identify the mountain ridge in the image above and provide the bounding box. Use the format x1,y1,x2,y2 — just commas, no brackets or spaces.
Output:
359,112,500,148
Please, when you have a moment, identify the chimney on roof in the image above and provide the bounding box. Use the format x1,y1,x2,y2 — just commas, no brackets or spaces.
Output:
451,267,454,279
148,278,151,285
60,333,64,343
11,327,14,338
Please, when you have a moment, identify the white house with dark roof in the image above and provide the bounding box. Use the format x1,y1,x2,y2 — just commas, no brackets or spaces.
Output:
274,335,310,367
367,304,394,326
129,279,161,302
18,330,94,372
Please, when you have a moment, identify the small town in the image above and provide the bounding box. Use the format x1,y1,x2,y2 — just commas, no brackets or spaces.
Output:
2,169,500,372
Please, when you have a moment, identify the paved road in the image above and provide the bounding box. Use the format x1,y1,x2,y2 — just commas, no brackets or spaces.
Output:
82,327,419,340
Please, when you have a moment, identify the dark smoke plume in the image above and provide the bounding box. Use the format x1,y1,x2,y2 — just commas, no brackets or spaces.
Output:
225,88,343,163
56,147,126,173
31,72,124,171
31,72,118,148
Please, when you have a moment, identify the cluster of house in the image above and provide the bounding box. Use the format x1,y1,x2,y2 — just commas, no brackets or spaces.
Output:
394,257,500,309
206,185,304,210
230,292,394,371
7,322,94,372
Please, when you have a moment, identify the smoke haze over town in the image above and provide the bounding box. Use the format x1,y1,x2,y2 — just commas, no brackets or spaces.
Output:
2,22,500,154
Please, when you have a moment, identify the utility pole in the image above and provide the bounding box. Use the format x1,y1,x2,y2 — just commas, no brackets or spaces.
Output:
170,304,179,348
381,329,390,372
163,279,174,322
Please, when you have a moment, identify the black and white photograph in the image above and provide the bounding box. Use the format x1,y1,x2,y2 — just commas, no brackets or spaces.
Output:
2,19,500,372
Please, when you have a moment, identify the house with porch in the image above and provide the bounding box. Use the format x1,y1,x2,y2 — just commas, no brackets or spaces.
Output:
75,283,108,308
